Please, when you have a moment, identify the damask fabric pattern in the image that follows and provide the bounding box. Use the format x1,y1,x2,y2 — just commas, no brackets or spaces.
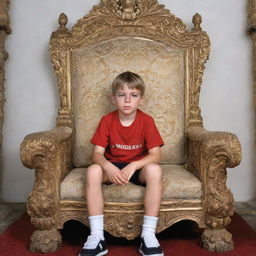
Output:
72,37,186,167
60,164,202,202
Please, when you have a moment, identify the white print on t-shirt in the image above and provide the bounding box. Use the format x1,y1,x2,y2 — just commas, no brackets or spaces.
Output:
112,144,143,150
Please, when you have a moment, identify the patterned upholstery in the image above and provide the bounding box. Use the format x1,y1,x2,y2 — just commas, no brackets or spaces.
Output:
60,165,202,202
72,37,186,167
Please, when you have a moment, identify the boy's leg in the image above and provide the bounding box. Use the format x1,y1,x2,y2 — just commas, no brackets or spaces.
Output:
86,164,106,216
80,164,108,256
139,163,163,217
138,163,164,256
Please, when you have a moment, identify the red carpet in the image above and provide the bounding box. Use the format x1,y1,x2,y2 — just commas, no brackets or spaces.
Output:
0,213,256,256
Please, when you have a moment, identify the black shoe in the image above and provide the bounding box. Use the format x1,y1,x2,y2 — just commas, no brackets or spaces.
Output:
139,235,164,256
79,235,108,256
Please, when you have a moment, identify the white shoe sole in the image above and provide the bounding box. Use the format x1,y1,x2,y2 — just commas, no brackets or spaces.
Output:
139,248,164,256
79,249,108,256
97,250,108,256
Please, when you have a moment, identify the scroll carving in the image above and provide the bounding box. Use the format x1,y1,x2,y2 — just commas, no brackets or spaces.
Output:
202,134,241,245
21,135,61,252
187,127,242,252
105,214,143,239
188,128,241,227
20,127,72,252
104,211,205,239
21,127,72,228
0,0,10,200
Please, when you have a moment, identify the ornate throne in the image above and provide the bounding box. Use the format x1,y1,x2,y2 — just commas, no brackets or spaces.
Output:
20,0,242,253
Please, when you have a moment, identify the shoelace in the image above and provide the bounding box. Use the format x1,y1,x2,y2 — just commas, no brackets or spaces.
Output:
143,234,160,248
83,235,101,249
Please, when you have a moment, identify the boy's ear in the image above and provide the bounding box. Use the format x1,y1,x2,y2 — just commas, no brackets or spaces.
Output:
111,94,116,105
140,95,145,106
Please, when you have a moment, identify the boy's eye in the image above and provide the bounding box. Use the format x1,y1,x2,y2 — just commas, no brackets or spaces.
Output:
117,93,125,97
132,94,139,97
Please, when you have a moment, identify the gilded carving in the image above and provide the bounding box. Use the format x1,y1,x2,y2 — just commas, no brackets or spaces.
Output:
105,214,142,238
0,0,11,34
110,0,143,20
20,127,72,252
248,0,256,142
49,13,72,127
0,0,10,200
58,199,205,240
30,229,62,253
50,0,210,127
20,0,241,253
187,127,242,251
248,0,256,32
201,229,233,252
202,133,241,232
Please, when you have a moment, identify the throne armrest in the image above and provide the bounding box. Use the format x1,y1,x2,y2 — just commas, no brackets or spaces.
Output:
187,126,241,229
20,126,72,230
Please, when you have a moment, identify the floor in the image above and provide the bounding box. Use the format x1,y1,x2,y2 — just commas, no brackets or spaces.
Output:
0,201,256,234
0,202,26,234
234,200,256,231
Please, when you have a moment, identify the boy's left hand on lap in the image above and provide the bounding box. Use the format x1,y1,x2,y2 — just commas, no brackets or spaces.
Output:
120,162,137,182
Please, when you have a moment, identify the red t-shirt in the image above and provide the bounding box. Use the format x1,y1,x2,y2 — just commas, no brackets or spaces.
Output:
91,109,164,162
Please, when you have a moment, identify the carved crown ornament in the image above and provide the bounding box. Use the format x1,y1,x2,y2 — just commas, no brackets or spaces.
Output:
107,0,143,20
49,0,210,126
50,0,210,47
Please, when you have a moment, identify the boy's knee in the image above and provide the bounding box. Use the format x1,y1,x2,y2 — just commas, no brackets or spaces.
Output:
86,164,103,182
143,163,162,180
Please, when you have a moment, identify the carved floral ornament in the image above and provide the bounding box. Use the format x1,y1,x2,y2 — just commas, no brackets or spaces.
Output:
51,0,208,46
108,0,143,20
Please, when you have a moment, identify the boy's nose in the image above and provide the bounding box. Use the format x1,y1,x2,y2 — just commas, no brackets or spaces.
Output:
125,95,131,102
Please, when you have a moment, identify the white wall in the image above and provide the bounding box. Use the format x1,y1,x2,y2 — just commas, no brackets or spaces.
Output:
1,0,254,202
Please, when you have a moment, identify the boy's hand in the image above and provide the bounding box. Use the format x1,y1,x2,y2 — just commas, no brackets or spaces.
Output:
105,164,128,186
120,162,137,182
93,146,128,186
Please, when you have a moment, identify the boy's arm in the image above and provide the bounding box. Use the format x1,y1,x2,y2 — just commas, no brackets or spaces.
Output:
121,146,161,181
92,145,128,186
132,146,161,169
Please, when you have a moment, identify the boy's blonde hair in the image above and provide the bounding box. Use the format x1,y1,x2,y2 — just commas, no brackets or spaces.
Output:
112,71,145,96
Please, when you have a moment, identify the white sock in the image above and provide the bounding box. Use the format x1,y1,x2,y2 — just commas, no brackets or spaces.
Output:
141,215,158,238
89,215,104,240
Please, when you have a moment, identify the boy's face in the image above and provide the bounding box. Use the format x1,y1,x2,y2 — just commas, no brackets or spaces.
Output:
112,84,143,117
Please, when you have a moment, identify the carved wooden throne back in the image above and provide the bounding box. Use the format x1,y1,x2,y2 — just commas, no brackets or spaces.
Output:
50,1,210,168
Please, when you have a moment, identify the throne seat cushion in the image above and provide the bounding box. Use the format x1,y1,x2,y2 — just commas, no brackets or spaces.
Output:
60,164,202,202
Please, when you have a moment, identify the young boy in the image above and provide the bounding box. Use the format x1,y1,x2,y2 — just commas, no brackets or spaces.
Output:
79,71,164,256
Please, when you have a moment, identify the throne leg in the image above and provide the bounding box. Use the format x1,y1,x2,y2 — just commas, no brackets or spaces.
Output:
27,192,62,253
201,228,233,252
201,213,234,252
30,229,62,253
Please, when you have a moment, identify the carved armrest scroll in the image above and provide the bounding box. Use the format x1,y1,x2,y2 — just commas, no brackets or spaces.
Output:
20,126,72,230
187,126,241,229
